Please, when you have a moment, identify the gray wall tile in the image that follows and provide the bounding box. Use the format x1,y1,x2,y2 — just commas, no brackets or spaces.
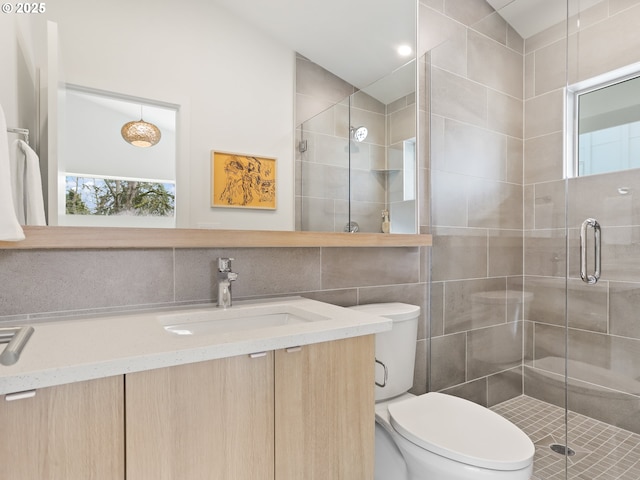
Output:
438,119,507,180
431,170,468,227
431,67,487,127
467,179,523,229
441,377,488,407
411,338,428,396
444,0,494,29
487,89,523,138
487,367,523,407
524,366,566,408
467,322,523,380
419,4,466,56
488,229,523,277
524,89,563,139
524,132,563,184
533,39,566,95
567,278,608,333
0,249,174,316
567,328,640,396
468,30,523,99
432,227,488,281
610,281,640,340
444,278,508,334
175,248,322,302
506,137,524,185
430,332,466,391
524,229,566,277
525,276,566,326
321,247,420,289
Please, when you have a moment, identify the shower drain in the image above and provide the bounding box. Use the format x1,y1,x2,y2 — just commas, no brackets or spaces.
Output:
550,443,576,456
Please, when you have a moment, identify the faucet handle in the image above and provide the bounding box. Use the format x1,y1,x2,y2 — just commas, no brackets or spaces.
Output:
218,257,235,272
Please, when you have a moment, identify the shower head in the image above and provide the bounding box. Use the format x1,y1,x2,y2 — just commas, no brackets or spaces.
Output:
350,125,368,142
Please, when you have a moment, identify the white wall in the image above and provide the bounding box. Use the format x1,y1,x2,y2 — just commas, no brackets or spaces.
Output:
47,0,295,230
0,15,39,144
0,16,19,125
63,90,176,181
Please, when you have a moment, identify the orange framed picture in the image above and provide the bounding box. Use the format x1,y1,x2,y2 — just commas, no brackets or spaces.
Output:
211,151,276,210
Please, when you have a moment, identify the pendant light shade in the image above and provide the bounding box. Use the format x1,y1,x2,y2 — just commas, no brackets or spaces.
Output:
121,106,161,147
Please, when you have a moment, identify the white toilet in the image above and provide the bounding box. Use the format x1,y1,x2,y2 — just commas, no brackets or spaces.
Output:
350,303,535,480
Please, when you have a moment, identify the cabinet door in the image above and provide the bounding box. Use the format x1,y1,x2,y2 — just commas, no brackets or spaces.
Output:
0,376,125,480
126,353,274,480
275,335,375,480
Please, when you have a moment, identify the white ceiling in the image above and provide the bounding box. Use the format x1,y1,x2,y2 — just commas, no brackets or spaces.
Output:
210,0,603,104
211,0,415,91
487,0,603,39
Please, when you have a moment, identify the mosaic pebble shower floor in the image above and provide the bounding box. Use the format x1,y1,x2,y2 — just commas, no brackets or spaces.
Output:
491,396,640,479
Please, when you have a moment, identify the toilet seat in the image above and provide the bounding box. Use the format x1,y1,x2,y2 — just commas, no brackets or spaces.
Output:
387,393,534,471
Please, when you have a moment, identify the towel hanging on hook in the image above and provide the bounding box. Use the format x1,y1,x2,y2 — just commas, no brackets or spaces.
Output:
6,127,29,146
0,106,26,241
12,139,46,226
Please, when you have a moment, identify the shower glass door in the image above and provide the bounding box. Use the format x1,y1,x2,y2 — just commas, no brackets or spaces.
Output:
564,0,640,478
427,0,640,479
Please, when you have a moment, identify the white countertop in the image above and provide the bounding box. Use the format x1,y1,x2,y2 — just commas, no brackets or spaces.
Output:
0,297,391,395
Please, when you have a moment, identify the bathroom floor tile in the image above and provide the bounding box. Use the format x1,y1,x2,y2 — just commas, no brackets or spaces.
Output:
491,395,640,479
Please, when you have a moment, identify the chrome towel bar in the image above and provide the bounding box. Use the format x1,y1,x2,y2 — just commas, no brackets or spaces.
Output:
0,326,34,366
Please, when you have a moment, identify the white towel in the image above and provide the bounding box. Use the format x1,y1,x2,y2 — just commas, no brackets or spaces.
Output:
0,105,25,241
13,139,46,226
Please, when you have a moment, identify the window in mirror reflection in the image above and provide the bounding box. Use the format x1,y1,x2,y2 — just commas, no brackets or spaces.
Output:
60,86,177,228
66,175,175,218
576,73,640,176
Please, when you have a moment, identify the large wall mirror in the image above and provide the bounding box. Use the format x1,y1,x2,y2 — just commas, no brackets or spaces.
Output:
4,0,417,235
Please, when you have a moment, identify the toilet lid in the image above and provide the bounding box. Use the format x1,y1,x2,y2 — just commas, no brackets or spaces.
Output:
388,393,534,471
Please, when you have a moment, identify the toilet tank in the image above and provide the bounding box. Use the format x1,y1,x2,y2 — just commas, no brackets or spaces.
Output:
349,303,420,402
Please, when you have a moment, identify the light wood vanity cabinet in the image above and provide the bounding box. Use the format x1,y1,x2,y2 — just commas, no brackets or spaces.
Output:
0,335,374,480
125,351,275,480
126,335,375,480
0,376,125,480
276,335,375,480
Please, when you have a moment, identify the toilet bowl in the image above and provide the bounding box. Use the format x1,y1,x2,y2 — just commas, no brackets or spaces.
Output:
350,303,535,480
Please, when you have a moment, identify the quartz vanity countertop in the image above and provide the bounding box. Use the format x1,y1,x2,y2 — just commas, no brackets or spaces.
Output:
0,297,391,395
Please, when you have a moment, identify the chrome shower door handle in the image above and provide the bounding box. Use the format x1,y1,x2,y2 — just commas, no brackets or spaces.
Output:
580,218,601,285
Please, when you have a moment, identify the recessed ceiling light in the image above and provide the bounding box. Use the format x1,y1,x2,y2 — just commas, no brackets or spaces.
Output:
397,44,412,57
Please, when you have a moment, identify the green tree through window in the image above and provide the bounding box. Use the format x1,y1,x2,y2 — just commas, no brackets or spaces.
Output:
65,176,175,217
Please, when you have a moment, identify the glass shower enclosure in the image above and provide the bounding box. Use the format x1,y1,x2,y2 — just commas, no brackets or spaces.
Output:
427,0,640,478
296,60,418,234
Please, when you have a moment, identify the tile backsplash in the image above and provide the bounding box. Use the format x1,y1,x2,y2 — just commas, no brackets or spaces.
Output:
0,245,430,392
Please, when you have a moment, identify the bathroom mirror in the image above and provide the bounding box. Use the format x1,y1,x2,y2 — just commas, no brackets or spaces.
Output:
29,0,416,232
59,85,178,228
297,60,417,233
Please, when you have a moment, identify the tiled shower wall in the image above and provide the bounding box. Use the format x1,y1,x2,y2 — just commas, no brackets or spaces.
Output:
422,0,526,407
523,0,640,434
424,0,640,428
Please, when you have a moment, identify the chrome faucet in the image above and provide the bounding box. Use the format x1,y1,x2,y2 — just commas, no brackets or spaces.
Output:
217,257,238,308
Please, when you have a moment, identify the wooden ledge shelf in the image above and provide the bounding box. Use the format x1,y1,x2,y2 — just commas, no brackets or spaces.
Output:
0,226,432,250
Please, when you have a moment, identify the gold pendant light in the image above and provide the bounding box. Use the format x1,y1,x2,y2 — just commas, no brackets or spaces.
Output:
121,105,161,148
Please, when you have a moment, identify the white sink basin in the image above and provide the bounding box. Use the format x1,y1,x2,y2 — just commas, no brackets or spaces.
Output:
159,303,330,336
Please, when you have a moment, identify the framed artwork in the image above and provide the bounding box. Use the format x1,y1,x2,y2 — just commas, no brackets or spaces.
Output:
211,151,276,209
